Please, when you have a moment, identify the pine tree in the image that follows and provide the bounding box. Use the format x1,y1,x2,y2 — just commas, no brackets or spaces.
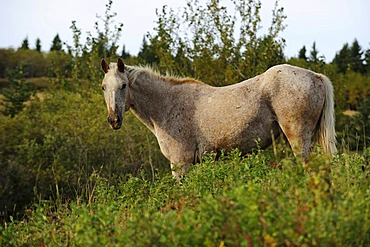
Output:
50,34,63,52
35,38,42,52
121,45,131,59
138,36,159,64
350,39,364,74
298,46,307,60
333,40,366,74
365,49,370,75
309,42,319,63
1,65,33,117
333,43,351,74
20,37,29,50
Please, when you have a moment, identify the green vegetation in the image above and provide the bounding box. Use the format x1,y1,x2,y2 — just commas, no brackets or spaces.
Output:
1,64,34,117
0,90,166,220
0,0,369,245
1,150,369,246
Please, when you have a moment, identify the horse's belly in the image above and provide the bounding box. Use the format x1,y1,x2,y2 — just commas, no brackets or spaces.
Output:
194,88,279,154
197,113,280,154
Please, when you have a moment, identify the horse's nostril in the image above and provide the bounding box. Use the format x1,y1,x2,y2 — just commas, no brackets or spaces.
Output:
107,115,120,126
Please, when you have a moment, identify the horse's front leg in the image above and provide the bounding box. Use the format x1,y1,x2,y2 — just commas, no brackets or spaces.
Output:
156,134,196,180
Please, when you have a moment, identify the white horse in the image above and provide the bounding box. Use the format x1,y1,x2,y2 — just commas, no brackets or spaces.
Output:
101,58,336,179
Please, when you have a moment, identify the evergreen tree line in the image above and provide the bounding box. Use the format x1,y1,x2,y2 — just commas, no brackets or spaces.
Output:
295,40,370,75
18,34,63,52
0,33,130,78
0,0,369,111
0,3,369,80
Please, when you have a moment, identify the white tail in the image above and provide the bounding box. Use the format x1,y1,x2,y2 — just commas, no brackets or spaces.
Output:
316,74,337,155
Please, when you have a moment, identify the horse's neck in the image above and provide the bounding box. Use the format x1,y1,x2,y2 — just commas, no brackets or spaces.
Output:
129,71,171,132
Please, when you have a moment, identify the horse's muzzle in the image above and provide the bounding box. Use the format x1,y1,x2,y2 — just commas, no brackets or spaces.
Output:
107,115,122,130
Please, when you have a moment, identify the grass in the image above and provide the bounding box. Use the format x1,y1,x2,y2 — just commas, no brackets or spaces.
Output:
1,148,369,246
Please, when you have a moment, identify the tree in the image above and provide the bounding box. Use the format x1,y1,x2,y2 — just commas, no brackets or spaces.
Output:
50,34,63,52
138,36,159,65
35,38,42,52
333,43,351,74
147,0,286,85
365,48,370,75
309,42,320,63
350,39,364,74
121,45,131,59
333,40,367,74
91,32,108,58
1,65,33,117
65,0,123,84
20,37,29,50
298,46,307,60
0,48,16,78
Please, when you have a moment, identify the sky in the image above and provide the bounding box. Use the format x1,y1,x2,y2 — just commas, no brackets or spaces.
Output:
0,0,369,62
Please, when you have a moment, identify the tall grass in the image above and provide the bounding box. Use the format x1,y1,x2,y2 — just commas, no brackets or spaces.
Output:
1,147,369,246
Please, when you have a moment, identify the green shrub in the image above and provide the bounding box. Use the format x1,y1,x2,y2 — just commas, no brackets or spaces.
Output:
0,88,167,221
2,150,369,246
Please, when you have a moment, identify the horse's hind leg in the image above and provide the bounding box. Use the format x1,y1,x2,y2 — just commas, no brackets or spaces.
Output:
278,120,314,162
274,92,324,162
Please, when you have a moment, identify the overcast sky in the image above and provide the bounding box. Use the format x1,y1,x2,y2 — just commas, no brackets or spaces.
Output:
1,0,369,61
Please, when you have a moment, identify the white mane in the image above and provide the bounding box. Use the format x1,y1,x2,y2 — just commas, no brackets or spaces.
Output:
126,65,202,85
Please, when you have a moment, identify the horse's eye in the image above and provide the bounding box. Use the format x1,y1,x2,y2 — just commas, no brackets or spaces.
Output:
102,85,106,91
122,84,127,90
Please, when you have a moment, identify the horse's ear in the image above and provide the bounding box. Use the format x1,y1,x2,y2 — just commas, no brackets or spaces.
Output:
101,59,109,73
117,58,125,73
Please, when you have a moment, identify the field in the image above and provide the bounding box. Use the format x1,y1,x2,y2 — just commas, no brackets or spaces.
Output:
1,149,369,246
0,87,369,246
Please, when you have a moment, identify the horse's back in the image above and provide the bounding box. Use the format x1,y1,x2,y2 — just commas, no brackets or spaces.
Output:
262,64,326,90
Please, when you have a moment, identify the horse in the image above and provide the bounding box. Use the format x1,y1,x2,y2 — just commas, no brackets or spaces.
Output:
100,58,337,179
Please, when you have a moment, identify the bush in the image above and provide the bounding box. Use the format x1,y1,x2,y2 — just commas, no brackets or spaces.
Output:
0,88,167,221
1,150,369,246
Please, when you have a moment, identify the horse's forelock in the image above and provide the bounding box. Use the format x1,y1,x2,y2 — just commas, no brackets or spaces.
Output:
108,62,117,71
106,63,125,78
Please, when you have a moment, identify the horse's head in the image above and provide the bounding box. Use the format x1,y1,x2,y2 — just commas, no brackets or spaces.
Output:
101,58,130,130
